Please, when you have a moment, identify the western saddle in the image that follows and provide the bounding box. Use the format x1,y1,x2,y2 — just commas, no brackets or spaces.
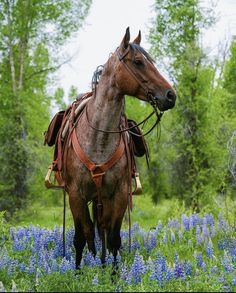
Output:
44,92,149,195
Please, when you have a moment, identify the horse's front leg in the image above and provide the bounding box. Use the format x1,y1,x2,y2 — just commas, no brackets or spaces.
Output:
69,191,96,269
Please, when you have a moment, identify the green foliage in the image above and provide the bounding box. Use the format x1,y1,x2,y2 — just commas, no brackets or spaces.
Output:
0,0,92,217
147,0,236,210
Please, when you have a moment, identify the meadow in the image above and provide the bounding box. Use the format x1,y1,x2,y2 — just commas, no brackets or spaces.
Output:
0,194,236,292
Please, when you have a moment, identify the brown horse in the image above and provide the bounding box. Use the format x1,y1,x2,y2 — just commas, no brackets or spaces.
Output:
62,27,176,270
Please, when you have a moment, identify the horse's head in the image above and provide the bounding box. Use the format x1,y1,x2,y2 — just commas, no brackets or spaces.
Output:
114,27,176,111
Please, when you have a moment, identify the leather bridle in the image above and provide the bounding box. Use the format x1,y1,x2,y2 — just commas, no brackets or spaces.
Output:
86,44,163,137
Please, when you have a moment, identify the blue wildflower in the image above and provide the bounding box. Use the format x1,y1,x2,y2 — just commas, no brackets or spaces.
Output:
178,230,183,242
211,265,218,274
222,252,234,273
183,260,193,276
150,263,164,286
130,251,145,284
165,268,174,282
181,214,190,231
196,225,203,246
170,231,175,243
218,214,228,231
195,252,203,268
174,261,185,279
206,241,214,258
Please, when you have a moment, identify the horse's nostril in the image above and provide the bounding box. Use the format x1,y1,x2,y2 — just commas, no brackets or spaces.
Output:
166,89,176,102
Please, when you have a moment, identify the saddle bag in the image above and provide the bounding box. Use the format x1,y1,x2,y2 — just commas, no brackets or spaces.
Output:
128,119,148,157
44,110,65,147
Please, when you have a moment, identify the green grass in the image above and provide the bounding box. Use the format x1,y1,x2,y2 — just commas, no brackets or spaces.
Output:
11,193,186,229
11,191,236,231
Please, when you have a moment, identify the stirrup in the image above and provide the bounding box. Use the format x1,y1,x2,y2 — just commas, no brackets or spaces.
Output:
133,172,142,195
45,164,63,190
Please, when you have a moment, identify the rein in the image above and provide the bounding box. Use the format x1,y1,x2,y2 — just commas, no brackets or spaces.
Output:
85,104,162,137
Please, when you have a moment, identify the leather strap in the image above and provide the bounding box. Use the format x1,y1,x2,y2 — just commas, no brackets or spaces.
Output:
71,128,125,221
71,128,125,178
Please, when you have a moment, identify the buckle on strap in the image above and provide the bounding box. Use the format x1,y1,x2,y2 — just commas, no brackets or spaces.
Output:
90,164,105,178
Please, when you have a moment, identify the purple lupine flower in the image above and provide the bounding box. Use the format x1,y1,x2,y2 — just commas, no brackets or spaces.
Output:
150,263,164,286
183,261,193,276
19,262,26,273
130,251,145,284
154,251,167,273
149,232,157,250
222,252,234,273
168,218,180,231
195,252,203,268
7,259,18,276
161,232,167,244
202,224,210,242
232,278,236,287
131,222,140,234
59,257,73,273
50,258,58,272
156,222,163,233
165,268,174,282
218,238,229,251
174,261,185,279
145,232,157,252
222,284,232,292
131,239,141,251
191,213,200,227
210,225,216,237
218,214,228,231
205,213,214,227
178,230,183,242
189,216,194,230
196,225,203,246
181,214,189,231
211,265,218,274
120,263,133,285
170,231,175,243
83,251,97,266
206,241,214,258
105,254,114,265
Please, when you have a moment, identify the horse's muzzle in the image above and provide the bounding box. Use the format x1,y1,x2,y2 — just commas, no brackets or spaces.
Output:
154,89,176,111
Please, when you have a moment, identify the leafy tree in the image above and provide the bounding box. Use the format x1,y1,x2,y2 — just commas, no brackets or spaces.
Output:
148,0,229,210
222,40,236,192
0,0,92,217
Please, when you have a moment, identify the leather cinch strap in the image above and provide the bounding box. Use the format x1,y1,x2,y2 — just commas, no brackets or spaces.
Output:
71,128,125,220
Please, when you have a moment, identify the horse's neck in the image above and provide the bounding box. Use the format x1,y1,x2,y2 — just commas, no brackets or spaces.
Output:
78,86,124,160
89,91,124,131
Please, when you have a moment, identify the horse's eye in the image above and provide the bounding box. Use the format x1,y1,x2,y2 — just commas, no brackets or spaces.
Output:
133,59,143,66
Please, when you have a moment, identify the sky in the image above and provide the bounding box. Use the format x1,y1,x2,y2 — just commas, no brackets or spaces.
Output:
57,0,236,97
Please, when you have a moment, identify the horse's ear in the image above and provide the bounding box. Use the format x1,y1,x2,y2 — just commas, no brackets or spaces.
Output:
132,30,141,45
120,27,130,50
